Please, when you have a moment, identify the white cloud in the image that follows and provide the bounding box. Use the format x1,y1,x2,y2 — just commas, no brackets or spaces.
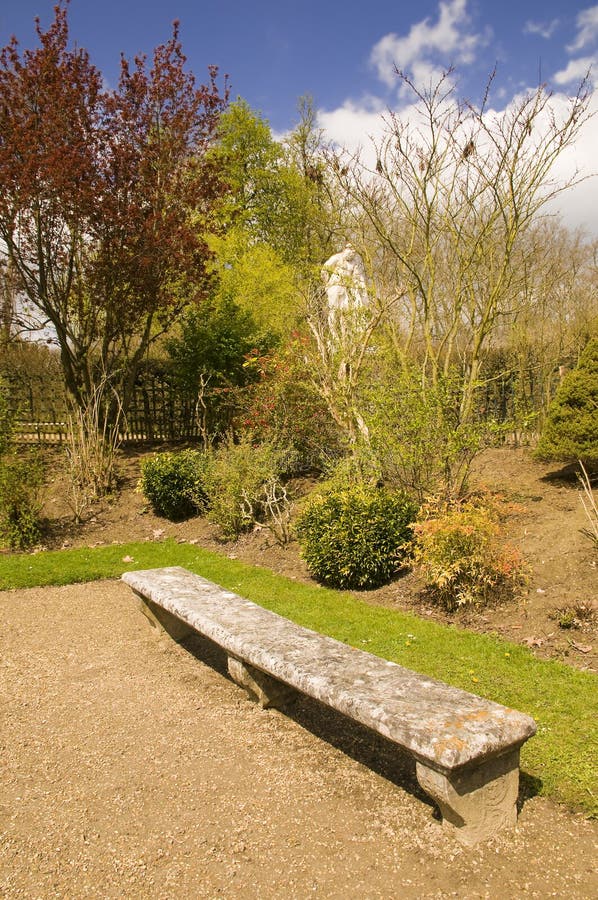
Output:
369,0,485,90
541,90,598,231
553,57,595,86
567,5,598,52
318,99,387,156
523,19,560,40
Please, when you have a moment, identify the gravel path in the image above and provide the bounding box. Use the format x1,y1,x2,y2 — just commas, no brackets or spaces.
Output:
1,580,597,899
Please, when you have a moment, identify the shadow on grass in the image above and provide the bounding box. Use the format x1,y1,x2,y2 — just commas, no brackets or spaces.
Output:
518,771,544,810
180,629,539,819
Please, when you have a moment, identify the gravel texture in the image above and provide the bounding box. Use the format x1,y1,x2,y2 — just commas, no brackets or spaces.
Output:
1,580,597,899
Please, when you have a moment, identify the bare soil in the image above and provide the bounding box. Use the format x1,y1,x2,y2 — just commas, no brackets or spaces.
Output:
1,445,597,898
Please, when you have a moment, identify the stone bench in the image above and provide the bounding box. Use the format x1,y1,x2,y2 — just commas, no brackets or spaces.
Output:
122,566,537,846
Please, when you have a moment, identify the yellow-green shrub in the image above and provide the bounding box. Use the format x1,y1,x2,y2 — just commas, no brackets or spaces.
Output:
296,485,417,590
410,494,526,610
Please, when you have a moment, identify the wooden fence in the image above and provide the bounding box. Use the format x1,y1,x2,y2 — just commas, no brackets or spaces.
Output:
3,371,203,445
3,363,546,447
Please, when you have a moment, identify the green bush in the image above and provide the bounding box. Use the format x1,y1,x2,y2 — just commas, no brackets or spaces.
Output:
167,299,272,392
296,485,417,590
204,436,290,539
0,453,44,550
166,299,275,439
138,450,210,520
536,338,598,468
410,494,527,610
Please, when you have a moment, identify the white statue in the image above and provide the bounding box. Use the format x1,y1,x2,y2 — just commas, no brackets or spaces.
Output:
320,245,370,438
322,245,368,332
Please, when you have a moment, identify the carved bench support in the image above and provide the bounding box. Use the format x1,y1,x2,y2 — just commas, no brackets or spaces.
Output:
227,656,295,709
415,749,520,846
139,597,195,642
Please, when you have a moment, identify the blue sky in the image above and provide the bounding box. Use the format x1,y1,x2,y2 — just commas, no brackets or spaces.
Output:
2,0,597,231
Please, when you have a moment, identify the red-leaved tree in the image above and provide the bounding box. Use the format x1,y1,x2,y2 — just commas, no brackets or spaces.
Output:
0,1,228,416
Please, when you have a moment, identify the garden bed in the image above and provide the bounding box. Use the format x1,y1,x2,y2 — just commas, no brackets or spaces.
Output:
31,444,597,674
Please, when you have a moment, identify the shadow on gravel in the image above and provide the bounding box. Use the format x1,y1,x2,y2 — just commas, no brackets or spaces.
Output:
518,771,544,809
180,629,538,817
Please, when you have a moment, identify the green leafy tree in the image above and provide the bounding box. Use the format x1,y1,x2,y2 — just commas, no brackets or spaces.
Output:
211,98,334,265
205,231,298,336
205,99,337,338
536,339,598,468
167,298,272,391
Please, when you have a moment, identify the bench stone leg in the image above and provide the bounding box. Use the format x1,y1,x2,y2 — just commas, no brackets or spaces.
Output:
415,749,520,846
138,597,195,642
227,656,295,709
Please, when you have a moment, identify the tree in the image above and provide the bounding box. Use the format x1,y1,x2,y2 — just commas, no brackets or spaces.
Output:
0,258,17,346
211,97,336,268
300,69,594,495
0,1,228,418
203,99,339,338
0,2,103,375
536,338,598,468
498,222,598,432
332,70,592,425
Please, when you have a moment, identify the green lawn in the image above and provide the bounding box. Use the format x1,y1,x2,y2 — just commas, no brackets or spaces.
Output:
1,538,596,817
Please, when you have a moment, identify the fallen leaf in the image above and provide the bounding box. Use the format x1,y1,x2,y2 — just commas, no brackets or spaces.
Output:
570,641,593,654
122,555,134,563
522,636,544,647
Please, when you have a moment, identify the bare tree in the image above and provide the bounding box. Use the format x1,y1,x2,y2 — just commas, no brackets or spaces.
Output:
332,70,593,424
504,222,598,429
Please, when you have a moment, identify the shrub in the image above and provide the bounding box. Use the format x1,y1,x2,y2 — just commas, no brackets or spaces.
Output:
0,375,14,458
410,494,526,610
0,453,44,550
536,338,598,468
204,436,291,539
139,450,210,521
64,381,124,522
238,339,343,473
296,485,417,590
367,365,502,501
